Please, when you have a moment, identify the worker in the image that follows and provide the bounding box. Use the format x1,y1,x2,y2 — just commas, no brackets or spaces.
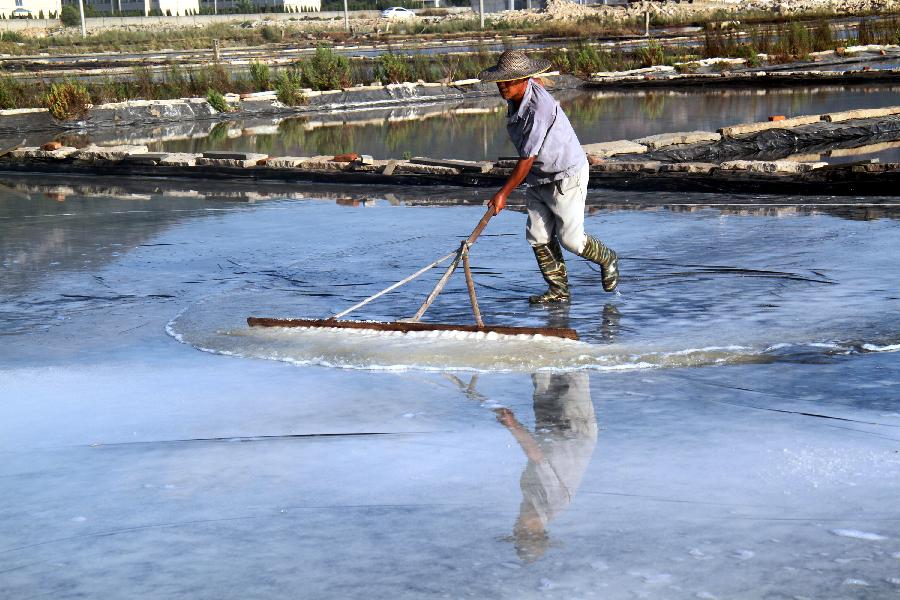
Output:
479,50,619,303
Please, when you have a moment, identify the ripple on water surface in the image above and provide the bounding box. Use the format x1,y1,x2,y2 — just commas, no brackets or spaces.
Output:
159,200,899,372
165,288,899,373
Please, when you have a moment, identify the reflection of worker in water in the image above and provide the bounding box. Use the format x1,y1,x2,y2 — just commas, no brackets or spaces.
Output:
495,372,597,562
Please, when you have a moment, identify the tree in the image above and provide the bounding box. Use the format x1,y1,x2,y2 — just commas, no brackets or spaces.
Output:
60,5,79,27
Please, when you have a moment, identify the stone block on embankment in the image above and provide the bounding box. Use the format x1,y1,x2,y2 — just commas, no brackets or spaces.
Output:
850,162,898,173
394,162,460,176
9,147,39,158
381,160,401,176
240,91,278,101
159,153,199,167
635,131,722,150
719,160,828,174
196,151,268,168
123,152,172,165
820,106,900,123
590,161,661,173
263,156,355,171
718,115,822,138
591,65,676,79
495,158,519,168
72,144,149,162
659,162,717,174
86,99,217,127
410,157,492,174
262,156,311,169
10,146,77,159
582,140,648,161
240,98,290,115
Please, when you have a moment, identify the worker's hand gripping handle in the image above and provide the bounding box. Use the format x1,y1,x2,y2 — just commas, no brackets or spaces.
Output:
465,207,495,247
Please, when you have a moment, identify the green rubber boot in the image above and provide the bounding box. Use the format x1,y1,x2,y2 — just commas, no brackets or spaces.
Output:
529,239,570,304
579,234,619,292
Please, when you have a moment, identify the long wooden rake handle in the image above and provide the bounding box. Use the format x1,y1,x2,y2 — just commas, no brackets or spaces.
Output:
465,206,496,246
407,207,494,323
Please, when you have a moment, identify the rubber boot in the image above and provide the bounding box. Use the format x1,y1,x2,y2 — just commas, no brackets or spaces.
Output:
579,234,619,292
529,239,570,304
600,303,621,342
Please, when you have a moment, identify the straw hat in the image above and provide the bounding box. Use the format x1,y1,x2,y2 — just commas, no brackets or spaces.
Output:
478,50,551,83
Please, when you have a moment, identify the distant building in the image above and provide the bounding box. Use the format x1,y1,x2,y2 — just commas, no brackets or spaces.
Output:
78,0,200,16
197,0,320,12
0,0,62,18
470,0,546,13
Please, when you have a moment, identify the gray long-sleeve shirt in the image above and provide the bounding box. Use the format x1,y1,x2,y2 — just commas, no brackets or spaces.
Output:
507,79,589,186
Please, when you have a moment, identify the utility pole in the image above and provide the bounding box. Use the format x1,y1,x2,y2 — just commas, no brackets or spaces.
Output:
343,0,348,31
479,0,483,29
77,0,87,37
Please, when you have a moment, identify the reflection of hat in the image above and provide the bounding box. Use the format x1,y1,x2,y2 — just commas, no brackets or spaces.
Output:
478,50,552,83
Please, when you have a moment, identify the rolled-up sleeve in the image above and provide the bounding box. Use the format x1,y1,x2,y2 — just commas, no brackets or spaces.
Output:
516,104,556,159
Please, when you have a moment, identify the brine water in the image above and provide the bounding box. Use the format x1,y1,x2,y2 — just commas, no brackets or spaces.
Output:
2,180,899,599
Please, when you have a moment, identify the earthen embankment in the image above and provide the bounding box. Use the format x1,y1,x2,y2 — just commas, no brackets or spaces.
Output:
4,107,900,195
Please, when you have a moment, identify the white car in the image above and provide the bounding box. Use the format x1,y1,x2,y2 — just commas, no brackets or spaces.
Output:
380,6,415,19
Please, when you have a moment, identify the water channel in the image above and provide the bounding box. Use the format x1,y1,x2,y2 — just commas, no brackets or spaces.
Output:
73,83,900,164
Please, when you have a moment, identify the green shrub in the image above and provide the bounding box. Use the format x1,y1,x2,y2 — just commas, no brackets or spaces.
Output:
60,5,79,27
249,60,271,91
0,76,21,109
570,45,611,77
300,46,351,91
638,39,665,67
206,89,230,112
375,51,410,84
44,80,91,120
0,30,24,42
773,21,813,59
275,67,307,106
260,25,281,42
192,64,231,96
812,19,834,52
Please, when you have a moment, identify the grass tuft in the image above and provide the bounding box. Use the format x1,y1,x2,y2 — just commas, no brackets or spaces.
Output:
275,67,307,106
205,89,230,113
44,80,91,121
